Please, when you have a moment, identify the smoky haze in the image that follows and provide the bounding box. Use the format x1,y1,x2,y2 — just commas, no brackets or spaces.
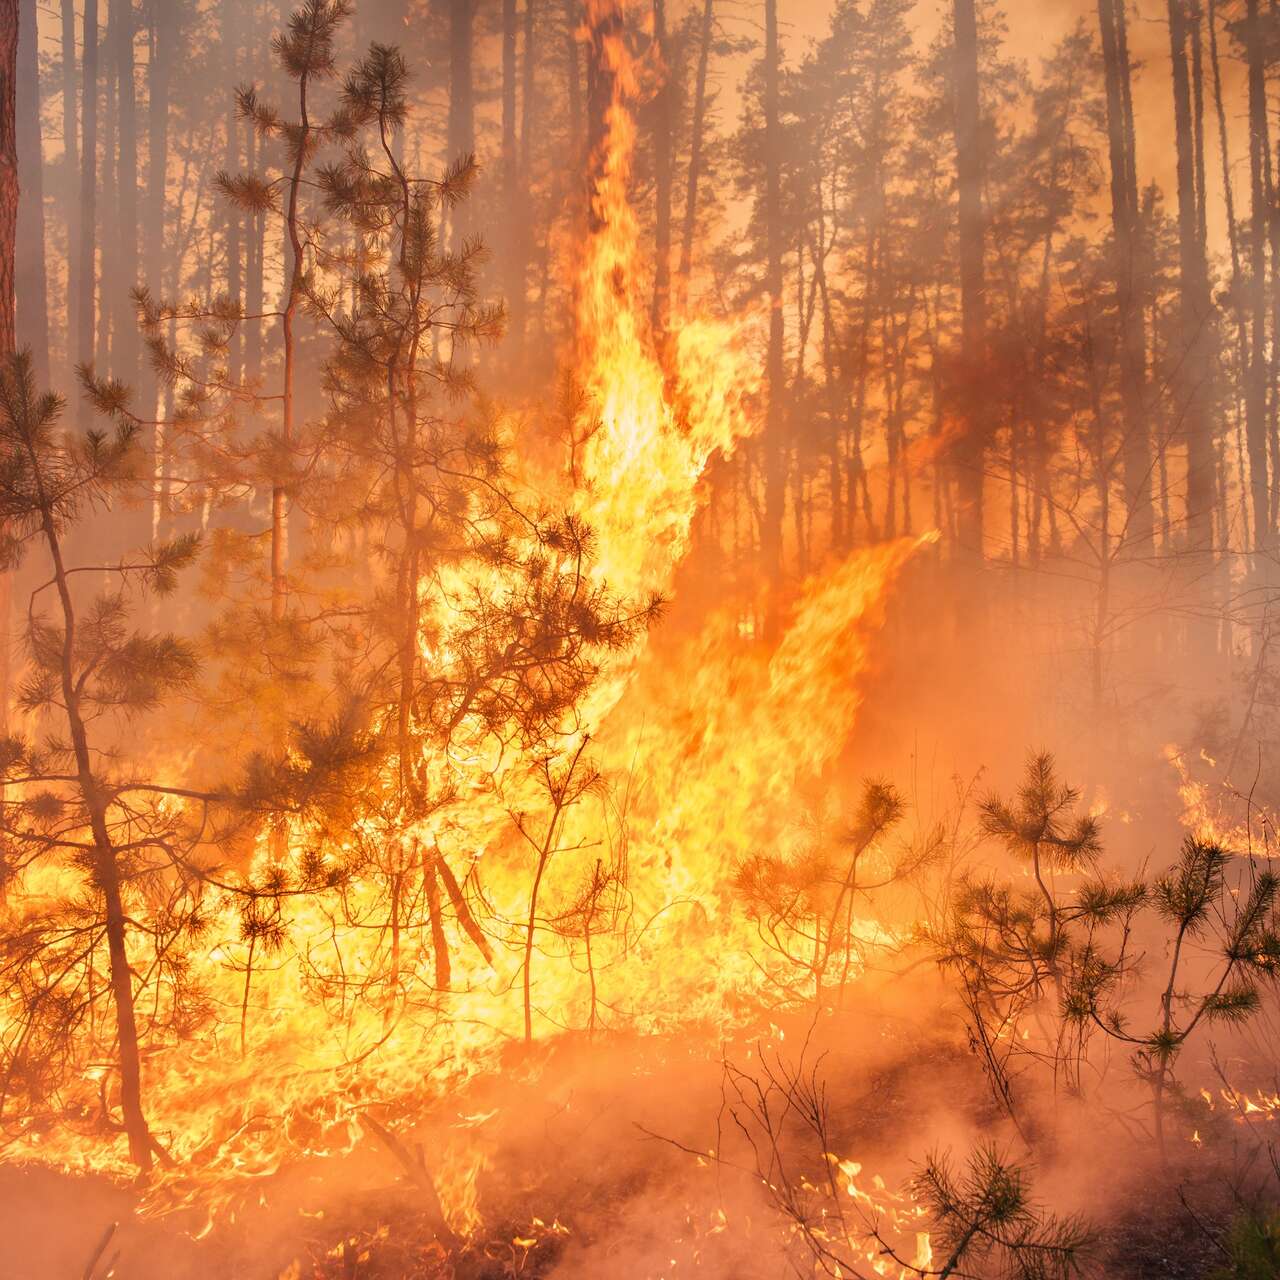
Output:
0,0,1277,1278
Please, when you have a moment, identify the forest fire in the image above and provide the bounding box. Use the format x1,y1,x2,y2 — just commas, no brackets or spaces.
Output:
5,0,1280,1276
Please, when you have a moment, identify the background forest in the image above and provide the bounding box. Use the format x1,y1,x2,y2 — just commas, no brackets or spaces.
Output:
4,0,1280,1277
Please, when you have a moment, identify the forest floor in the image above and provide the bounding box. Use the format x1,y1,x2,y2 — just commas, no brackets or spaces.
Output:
0,992,1264,1279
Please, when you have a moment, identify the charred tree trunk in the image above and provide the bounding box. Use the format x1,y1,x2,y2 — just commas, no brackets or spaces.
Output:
563,0,581,157
77,0,97,416
677,0,712,307
114,0,138,388
761,0,785,639
1167,0,1217,555
143,0,174,460
446,0,473,252
953,0,986,562
0,0,14,737
651,0,671,334
1243,0,1270,555
516,0,535,351
502,0,519,348
16,0,47,387
61,0,79,386
96,0,115,373
245,113,263,382
1098,0,1152,555
40,498,154,1170
0,0,17,358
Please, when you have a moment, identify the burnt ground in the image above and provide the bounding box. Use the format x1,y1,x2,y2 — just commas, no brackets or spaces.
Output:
0,999,1272,1280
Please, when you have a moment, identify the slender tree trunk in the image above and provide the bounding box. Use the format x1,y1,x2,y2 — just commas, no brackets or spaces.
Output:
114,0,138,387
446,0,473,253
516,0,535,355
34,492,154,1168
1244,0,1270,555
953,0,986,561
273,65,309,621
651,0,671,333
16,0,47,386
0,0,15,739
61,0,79,386
761,0,785,638
78,0,97,411
95,1,114,372
245,115,263,382
520,0,535,176
502,0,519,349
0,0,18,357
1098,0,1152,554
677,0,712,307
224,107,242,382
143,0,174,504
563,0,581,157
1167,0,1217,554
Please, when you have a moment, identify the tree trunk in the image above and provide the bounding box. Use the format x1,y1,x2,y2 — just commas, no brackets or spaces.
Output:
761,0,785,638
95,1,114,373
78,0,97,414
143,0,175,504
273,59,310,621
563,0,581,157
0,0,17,357
114,0,138,388
502,0,519,349
1167,0,1217,554
677,0,712,307
35,495,154,1169
446,0,473,252
651,0,671,334
1098,0,1152,554
1243,0,1270,555
0,0,15,739
952,0,986,561
61,0,79,387
516,0,535,352
16,0,47,386
245,113,263,382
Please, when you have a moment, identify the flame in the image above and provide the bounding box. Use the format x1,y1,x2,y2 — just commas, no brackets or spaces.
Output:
0,0,927,1246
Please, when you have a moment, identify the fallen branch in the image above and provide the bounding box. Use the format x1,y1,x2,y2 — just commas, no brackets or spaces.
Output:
360,1113,462,1252
82,1222,119,1280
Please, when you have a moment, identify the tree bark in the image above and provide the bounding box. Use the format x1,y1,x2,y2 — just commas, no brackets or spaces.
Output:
113,0,138,387
502,0,518,345
61,0,79,387
0,0,17,358
952,0,986,561
1243,0,1270,554
677,0,712,307
143,0,174,491
77,0,97,411
446,0,473,252
563,0,581,157
16,0,47,386
0,0,15,740
651,0,671,334
1098,0,1152,555
761,0,785,638
1167,0,1217,553
24,444,155,1168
